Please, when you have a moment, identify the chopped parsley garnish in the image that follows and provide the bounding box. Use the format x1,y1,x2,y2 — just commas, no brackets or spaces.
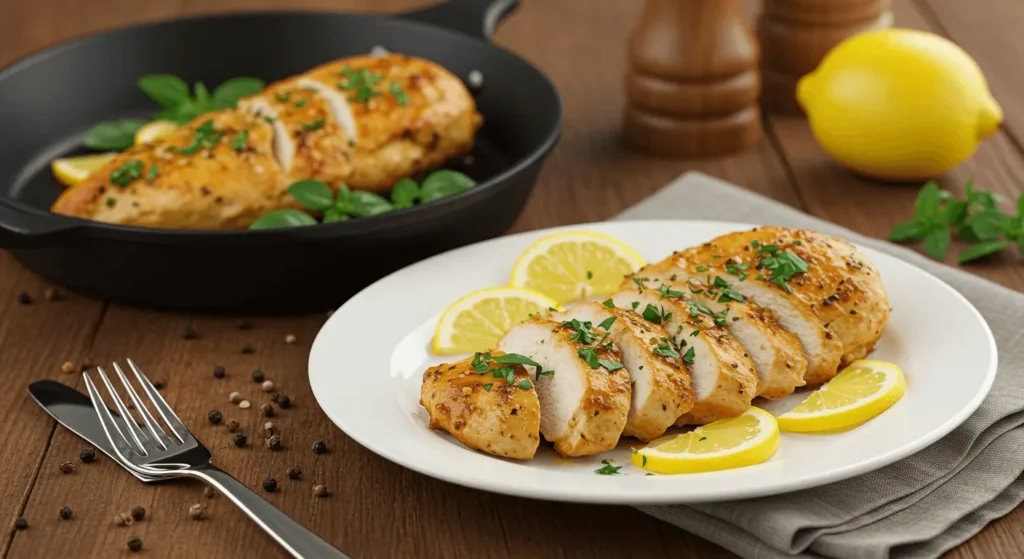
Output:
562,319,597,344
470,352,550,387
145,163,158,181
751,240,761,248
389,81,408,106
597,316,617,331
599,359,624,372
630,301,640,311
682,346,696,365
632,276,647,291
274,90,292,103
712,277,746,303
483,383,493,392
300,118,325,132
105,197,116,208
690,330,700,337
658,284,684,299
793,240,802,245
594,459,622,475
339,65,384,103
602,298,615,309
231,129,249,151
586,270,593,280
109,160,144,186
699,436,707,442
294,99,307,108
653,344,679,358
172,119,222,155
264,115,275,124
517,380,533,390
695,265,708,272
759,249,809,290
641,304,663,323
642,455,648,467
577,347,600,368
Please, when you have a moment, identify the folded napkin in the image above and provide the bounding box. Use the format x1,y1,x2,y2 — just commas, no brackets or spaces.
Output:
612,172,1024,559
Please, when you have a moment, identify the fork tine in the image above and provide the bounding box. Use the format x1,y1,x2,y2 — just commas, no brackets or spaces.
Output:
83,372,145,459
112,362,169,451
126,358,188,444
96,366,150,455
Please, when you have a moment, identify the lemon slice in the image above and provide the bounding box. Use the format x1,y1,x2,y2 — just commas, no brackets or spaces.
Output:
433,286,559,355
777,360,906,433
632,407,779,474
134,120,177,145
51,153,117,187
509,231,645,304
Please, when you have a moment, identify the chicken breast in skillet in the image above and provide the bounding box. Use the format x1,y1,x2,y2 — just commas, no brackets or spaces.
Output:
52,54,482,229
498,317,632,458
637,226,890,385
610,286,758,425
551,301,695,442
420,351,540,461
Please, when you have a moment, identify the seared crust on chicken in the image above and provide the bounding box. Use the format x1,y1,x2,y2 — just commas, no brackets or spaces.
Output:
498,317,632,458
52,54,482,229
420,352,540,461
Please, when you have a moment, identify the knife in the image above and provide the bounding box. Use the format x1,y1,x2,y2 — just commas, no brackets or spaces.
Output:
28,379,159,482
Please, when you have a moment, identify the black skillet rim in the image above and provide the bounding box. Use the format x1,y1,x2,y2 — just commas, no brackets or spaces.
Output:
0,9,563,242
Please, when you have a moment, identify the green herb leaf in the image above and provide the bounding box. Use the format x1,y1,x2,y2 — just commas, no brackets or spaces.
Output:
420,170,475,203
598,359,624,372
287,180,335,211
389,81,408,106
211,77,265,109
597,317,617,331
109,160,144,186
155,101,202,125
231,129,249,151
194,82,212,112
322,207,350,223
341,188,395,217
653,344,679,358
146,164,158,182
943,199,969,226
922,225,951,260
171,119,222,155
274,91,292,103
137,74,190,109
601,298,615,309
641,304,662,323
681,346,695,365
577,347,600,368
888,218,930,242
594,459,621,475
760,250,808,287
516,379,533,390
964,209,1009,241
390,178,420,209
248,209,318,230
958,240,1009,264
657,284,684,299
483,383,493,392
83,119,147,150
300,118,326,132
913,180,942,220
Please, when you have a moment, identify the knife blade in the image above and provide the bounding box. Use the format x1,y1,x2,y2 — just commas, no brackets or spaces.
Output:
28,379,159,482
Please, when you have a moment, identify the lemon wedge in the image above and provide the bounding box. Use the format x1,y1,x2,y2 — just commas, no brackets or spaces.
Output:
51,153,117,187
433,286,559,355
777,360,906,433
134,120,177,146
632,407,779,474
509,231,645,304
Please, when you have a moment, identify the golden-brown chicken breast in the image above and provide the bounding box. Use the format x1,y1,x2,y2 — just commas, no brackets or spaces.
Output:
498,317,632,458
419,351,540,461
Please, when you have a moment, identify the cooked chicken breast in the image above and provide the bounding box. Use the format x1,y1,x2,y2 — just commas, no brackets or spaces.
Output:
498,317,632,458
636,226,890,385
420,351,540,461
552,301,694,442
626,278,807,399
610,287,758,425
52,53,482,229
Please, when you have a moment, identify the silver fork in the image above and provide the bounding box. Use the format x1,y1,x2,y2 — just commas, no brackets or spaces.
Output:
83,359,350,559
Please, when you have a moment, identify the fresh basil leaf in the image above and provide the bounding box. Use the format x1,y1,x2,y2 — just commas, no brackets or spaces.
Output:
958,240,1009,264
913,180,942,221
211,77,265,109
323,207,350,223
155,101,201,125
194,81,212,112
344,190,394,217
137,74,190,109
943,199,969,227
419,170,475,203
390,178,420,209
957,224,982,243
888,218,929,242
970,188,1001,211
82,119,147,150
248,209,317,230
965,209,1009,241
287,180,335,211
922,225,951,260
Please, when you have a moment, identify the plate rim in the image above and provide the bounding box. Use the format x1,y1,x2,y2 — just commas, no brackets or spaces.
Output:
308,219,999,504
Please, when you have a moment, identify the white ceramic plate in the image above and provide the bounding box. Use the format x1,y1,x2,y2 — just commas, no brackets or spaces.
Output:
308,220,997,504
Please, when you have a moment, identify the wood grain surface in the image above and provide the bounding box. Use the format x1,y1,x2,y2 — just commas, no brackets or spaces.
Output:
1,1,1022,558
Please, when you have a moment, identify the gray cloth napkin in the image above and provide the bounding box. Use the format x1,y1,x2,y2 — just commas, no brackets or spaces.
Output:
612,172,1024,559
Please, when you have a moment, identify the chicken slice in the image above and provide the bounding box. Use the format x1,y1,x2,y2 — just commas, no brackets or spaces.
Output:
551,301,695,442
420,351,540,460
610,287,757,425
498,317,631,457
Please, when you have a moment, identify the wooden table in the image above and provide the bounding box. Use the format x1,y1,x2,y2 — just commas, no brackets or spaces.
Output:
1,1,1022,557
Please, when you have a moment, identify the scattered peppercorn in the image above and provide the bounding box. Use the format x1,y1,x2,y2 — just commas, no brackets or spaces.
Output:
313,484,328,497
114,513,132,526
284,334,296,344
229,391,242,404
130,506,146,522
127,536,143,552
152,378,166,390
262,477,278,492
261,380,275,392
17,292,32,305
203,486,216,498
232,433,247,447
182,326,197,340
226,419,240,433
275,394,291,409
266,434,282,450
241,344,255,354
61,361,75,374
188,503,204,520
312,440,328,455
263,422,276,436
261,403,275,418
44,288,62,301
59,459,75,474
237,318,253,330
78,447,96,463
239,400,251,409
58,506,73,520
207,410,223,425
14,517,28,530
251,369,265,383
213,365,226,379
287,467,303,480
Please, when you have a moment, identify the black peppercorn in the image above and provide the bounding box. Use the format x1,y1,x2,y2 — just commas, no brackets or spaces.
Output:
241,344,255,354
312,440,328,455
261,403,275,418
59,459,75,474
262,477,278,492
237,318,253,330
78,447,96,463
127,537,143,552
152,379,166,390
59,506,73,520
213,365,226,379
232,433,247,447
182,325,197,339
207,410,223,425
266,434,282,451
251,369,265,382
130,506,146,522
17,292,31,305
287,467,303,480
13,517,27,530
275,394,291,409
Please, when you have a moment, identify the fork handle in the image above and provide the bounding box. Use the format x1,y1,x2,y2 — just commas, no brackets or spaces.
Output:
190,464,351,559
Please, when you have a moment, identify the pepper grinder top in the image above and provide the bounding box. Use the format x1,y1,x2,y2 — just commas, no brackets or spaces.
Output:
622,0,762,158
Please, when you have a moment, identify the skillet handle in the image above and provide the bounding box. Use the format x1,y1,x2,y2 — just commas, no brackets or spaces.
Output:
401,0,519,40
0,202,79,248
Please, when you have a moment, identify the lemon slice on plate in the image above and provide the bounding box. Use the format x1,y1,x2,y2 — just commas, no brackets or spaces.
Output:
432,286,559,355
509,231,645,304
777,360,906,433
632,407,779,474
51,153,117,187
134,120,177,145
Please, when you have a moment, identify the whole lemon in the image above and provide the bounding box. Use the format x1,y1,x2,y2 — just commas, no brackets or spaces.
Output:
797,28,1003,181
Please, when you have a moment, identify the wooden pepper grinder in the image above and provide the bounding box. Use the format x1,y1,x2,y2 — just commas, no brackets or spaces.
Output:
759,0,894,114
622,0,761,158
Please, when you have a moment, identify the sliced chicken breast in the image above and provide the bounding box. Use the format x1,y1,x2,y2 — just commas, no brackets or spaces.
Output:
610,287,757,425
498,317,631,457
420,351,540,460
552,301,694,442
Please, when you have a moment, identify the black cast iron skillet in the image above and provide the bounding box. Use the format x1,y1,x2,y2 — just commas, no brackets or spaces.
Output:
0,0,562,313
